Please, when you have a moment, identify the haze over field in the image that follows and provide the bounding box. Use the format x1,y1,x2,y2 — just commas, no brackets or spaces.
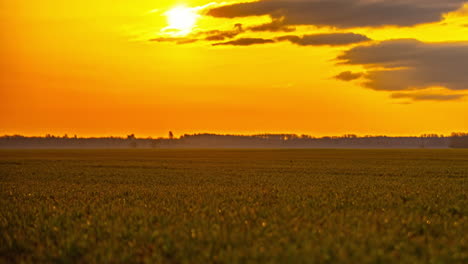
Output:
2,133,468,149
1,1,468,137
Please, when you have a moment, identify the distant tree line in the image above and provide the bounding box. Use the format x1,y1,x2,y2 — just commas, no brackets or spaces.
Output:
1,133,465,149
449,133,468,148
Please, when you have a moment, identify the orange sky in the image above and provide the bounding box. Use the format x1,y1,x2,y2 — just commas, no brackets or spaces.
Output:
1,0,468,137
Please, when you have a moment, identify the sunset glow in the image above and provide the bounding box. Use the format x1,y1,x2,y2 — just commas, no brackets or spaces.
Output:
1,1,468,137
164,5,199,35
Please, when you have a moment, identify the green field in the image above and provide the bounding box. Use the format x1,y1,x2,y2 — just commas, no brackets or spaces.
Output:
1,149,467,263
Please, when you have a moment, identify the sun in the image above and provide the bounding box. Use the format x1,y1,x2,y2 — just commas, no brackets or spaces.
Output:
164,6,199,35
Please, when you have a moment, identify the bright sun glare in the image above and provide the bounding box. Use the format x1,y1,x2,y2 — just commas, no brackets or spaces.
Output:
165,6,199,35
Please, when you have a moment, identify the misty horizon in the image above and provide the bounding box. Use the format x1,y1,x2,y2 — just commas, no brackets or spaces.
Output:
2,132,467,149
2,132,467,140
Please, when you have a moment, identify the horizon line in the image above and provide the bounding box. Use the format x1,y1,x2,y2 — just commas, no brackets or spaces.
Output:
2,132,467,140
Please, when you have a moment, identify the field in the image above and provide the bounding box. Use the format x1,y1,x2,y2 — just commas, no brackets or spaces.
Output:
0,149,467,263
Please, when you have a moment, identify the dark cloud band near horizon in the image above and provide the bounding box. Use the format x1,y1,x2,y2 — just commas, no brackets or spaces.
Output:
208,0,466,28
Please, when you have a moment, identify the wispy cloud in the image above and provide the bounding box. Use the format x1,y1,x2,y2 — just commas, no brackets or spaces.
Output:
149,37,198,44
391,92,466,101
277,33,371,46
334,71,365,81
212,38,275,46
249,19,296,32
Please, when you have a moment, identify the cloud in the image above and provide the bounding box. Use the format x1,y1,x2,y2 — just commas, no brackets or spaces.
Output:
337,39,468,93
212,38,275,46
207,32,370,47
202,24,244,41
152,22,286,45
150,37,198,44
334,71,364,81
203,20,295,42
278,33,371,46
391,92,466,101
207,0,466,28
249,19,296,32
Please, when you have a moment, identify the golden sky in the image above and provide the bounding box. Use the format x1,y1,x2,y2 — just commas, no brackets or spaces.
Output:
1,0,468,137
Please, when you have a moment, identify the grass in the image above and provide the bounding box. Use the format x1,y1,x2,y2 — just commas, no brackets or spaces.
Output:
0,149,467,263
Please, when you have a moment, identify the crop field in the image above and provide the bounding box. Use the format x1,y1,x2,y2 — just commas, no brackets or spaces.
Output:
0,149,467,263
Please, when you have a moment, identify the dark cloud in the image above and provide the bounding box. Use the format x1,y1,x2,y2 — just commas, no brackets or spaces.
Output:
335,71,364,81
212,38,275,46
391,92,466,101
208,0,466,28
149,37,198,44
202,24,244,41
249,19,296,32
202,21,294,42
278,33,371,46
205,34,229,41
337,39,468,93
